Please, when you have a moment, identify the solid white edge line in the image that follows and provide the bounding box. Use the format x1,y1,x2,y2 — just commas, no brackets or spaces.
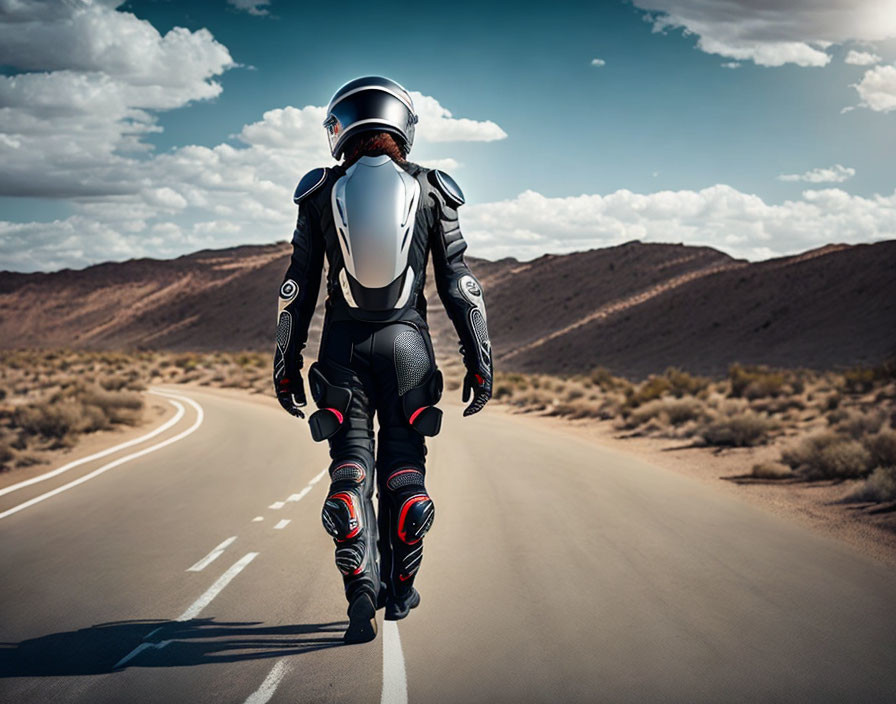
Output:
381,621,408,704
273,519,290,530
0,397,186,498
244,658,292,704
0,390,204,521
177,552,258,621
187,536,237,572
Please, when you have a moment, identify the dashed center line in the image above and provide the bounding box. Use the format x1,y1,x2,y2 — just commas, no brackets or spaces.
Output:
252,516,264,522
273,519,291,530
178,552,258,621
187,536,237,572
244,658,292,704
268,501,285,510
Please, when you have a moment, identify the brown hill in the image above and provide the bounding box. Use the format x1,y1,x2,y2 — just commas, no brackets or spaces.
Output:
1,240,894,379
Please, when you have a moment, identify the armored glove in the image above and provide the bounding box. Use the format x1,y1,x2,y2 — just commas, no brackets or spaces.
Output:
462,368,492,417
274,352,307,419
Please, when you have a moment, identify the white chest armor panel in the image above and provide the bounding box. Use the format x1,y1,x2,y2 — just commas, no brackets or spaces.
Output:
331,155,420,310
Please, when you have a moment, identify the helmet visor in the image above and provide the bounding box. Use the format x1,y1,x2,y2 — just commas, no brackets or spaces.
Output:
325,89,416,157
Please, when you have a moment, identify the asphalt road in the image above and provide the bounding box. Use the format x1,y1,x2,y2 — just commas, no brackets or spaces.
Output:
1,386,894,703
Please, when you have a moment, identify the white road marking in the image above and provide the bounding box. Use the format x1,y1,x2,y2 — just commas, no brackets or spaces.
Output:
268,501,285,510
187,536,237,572
143,626,164,641
380,621,408,704
178,552,258,621
0,390,204,521
114,640,172,669
244,658,291,704
309,468,327,485
252,516,264,522
273,519,290,530
287,487,311,502
0,398,185,498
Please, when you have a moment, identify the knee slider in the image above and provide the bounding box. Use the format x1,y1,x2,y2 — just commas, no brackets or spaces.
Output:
397,493,435,545
321,488,363,541
307,363,352,442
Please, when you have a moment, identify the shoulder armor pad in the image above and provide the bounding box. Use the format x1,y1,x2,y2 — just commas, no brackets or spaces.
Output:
429,169,465,207
293,167,328,204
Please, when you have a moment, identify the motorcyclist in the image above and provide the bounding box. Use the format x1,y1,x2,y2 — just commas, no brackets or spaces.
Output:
273,76,493,644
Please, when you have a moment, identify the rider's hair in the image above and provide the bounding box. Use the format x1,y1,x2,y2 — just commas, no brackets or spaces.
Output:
341,131,407,168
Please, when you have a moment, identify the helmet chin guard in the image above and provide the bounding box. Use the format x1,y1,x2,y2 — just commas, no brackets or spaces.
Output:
323,76,418,159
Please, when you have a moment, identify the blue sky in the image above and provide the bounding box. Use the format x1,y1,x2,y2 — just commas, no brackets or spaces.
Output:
1,0,894,271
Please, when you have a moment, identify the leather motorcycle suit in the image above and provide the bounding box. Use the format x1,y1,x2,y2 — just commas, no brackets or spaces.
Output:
275,154,492,608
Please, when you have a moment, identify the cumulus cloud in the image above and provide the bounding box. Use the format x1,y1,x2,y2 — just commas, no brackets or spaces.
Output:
632,0,896,67
227,0,271,15
853,63,896,112
0,0,235,198
777,164,856,183
845,49,882,65
591,58,606,67
410,92,508,142
462,186,896,262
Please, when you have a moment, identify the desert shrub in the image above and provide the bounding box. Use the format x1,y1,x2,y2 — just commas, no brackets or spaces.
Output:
845,466,896,503
0,441,13,469
79,388,143,425
728,363,786,399
589,367,626,391
493,383,513,400
625,375,672,408
781,431,874,479
834,409,886,439
565,387,585,402
13,400,85,439
663,368,710,397
864,429,896,468
697,402,775,446
751,461,793,479
626,397,704,429
842,366,876,394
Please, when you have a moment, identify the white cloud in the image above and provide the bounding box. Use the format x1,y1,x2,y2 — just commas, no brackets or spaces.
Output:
461,185,896,262
632,0,896,67
409,92,508,142
591,58,606,67
777,164,856,183
416,158,461,172
720,62,741,69
845,49,882,65
0,0,235,198
227,0,272,15
853,63,896,112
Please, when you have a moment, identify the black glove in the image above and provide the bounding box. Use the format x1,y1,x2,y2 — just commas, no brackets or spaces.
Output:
462,369,492,417
274,353,307,419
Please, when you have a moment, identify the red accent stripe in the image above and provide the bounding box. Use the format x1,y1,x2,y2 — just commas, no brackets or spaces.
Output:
409,406,427,425
325,407,344,424
397,494,429,545
474,374,484,385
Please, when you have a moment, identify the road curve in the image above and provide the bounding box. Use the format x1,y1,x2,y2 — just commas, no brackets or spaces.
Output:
0,386,894,703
